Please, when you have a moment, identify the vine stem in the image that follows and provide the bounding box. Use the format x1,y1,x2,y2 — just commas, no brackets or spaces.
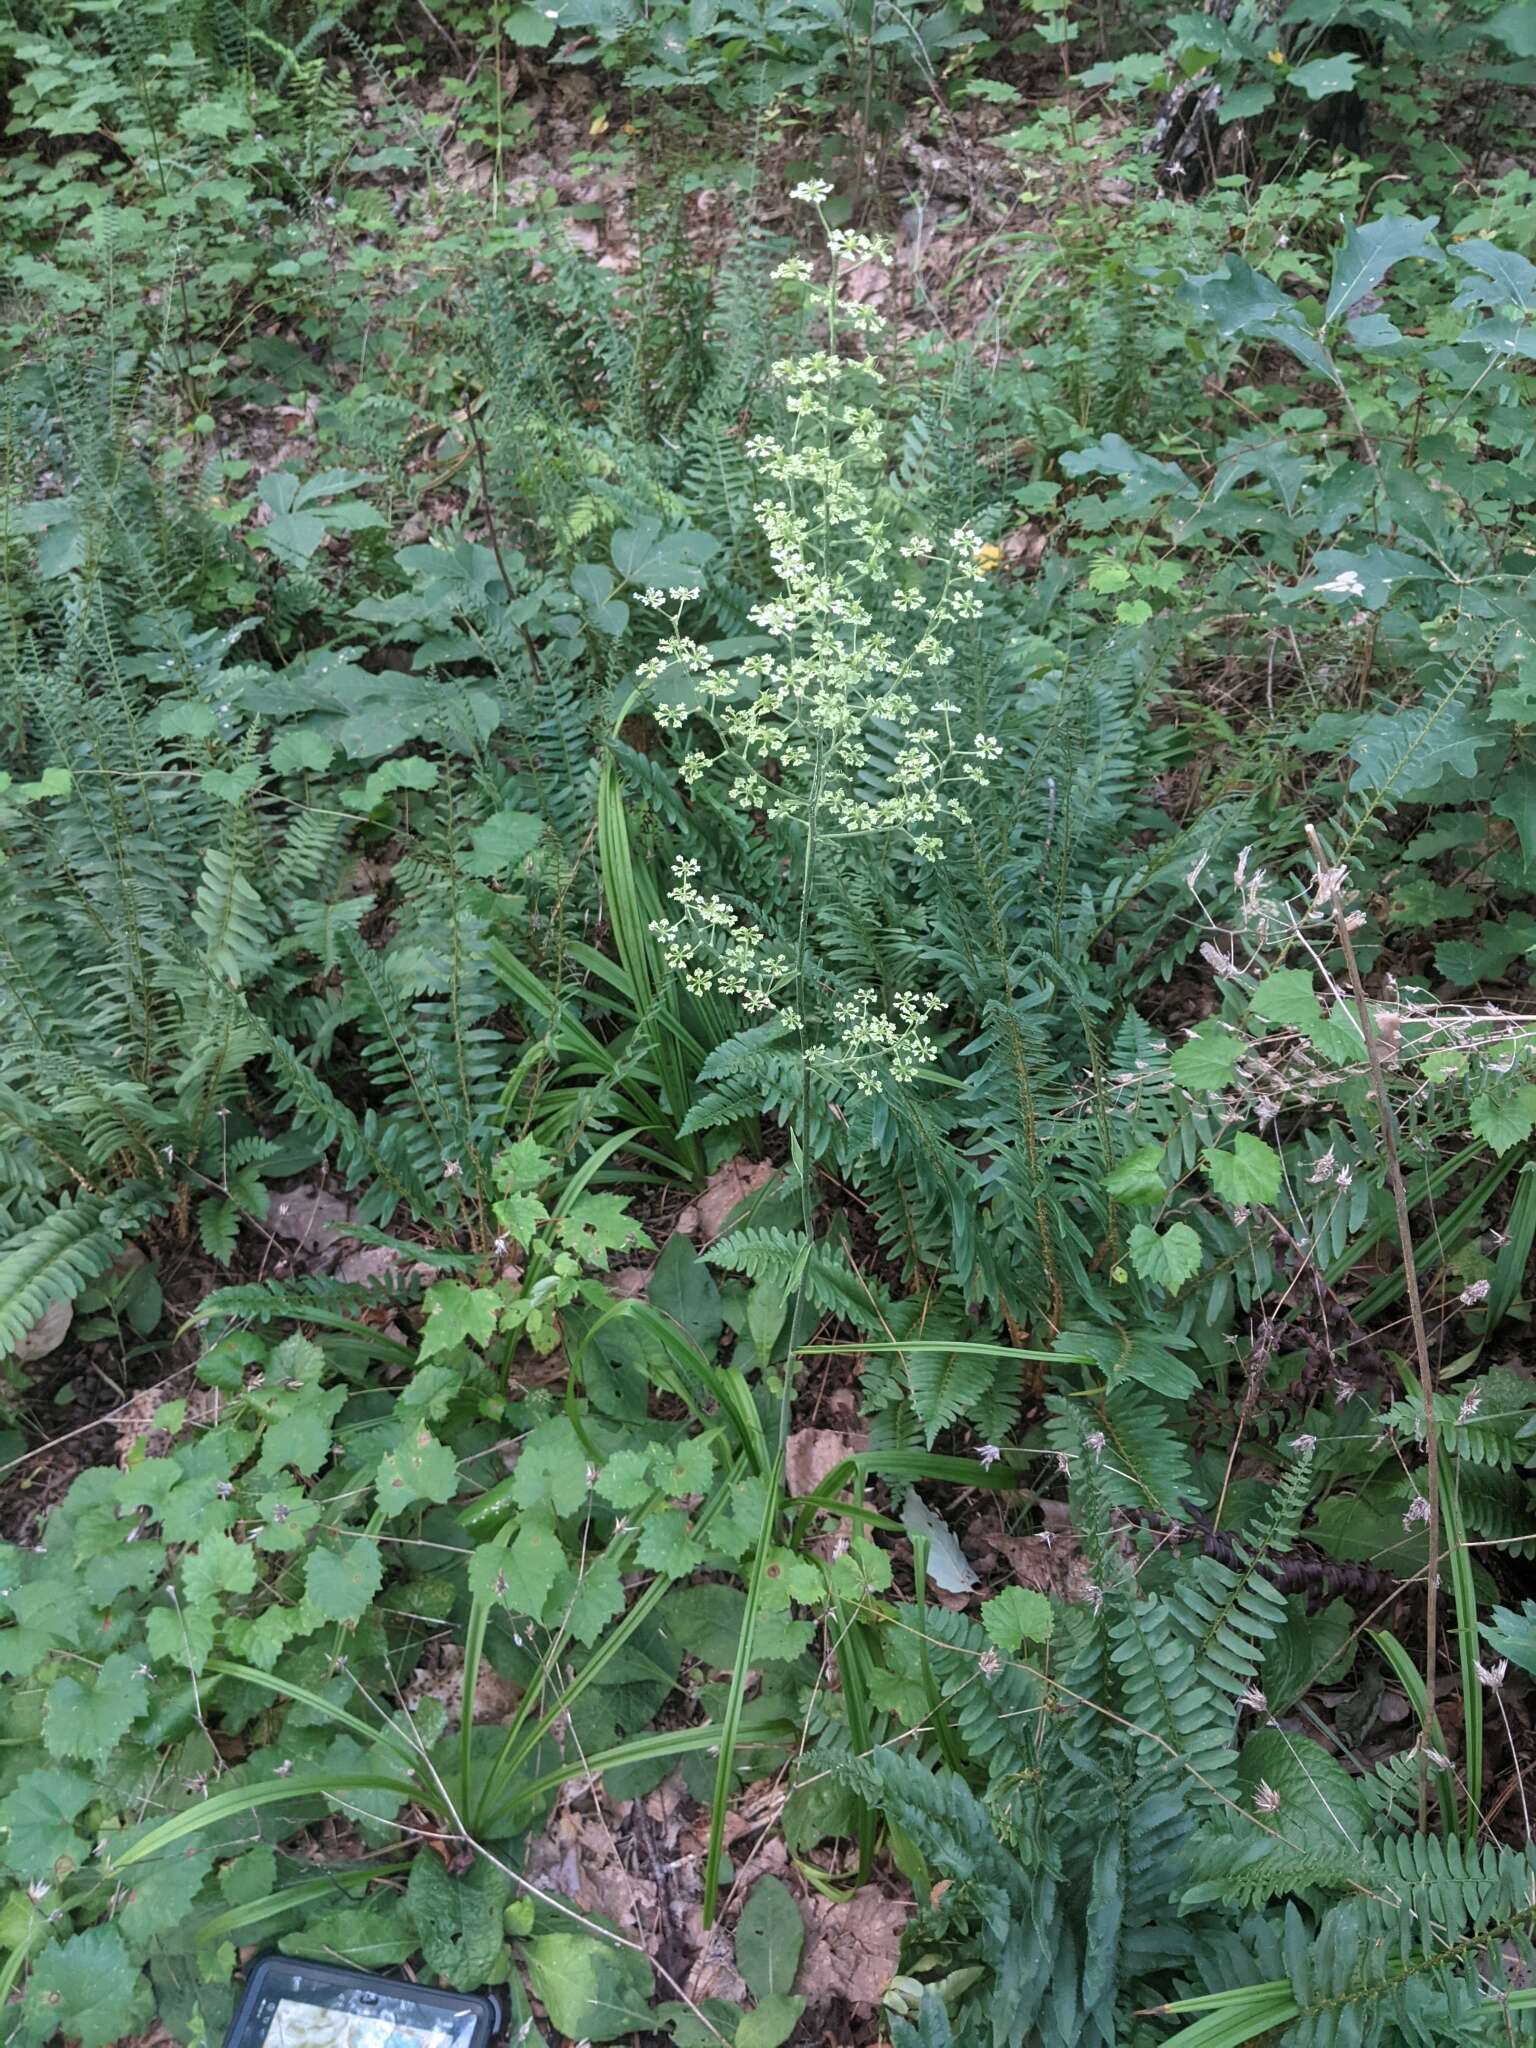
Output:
1307,823,1441,1829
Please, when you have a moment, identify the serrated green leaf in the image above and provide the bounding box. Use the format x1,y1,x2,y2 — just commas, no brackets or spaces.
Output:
0,1768,94,1881
21,1927,152,2048
304,1537,384,1625
981,1586,1054,1653
182,1530,257,1606
1127,1221,1203,1291
1170,1024,1241,1090
43,1654,148,1765
419,1280,500,1361
1204,1133,1283,1206
1470,1086,1536,1157
468,1518,566,1620
568,1555,627,1646
634,1508,706,1578
376,1428,461,1516
1248,969,1321,1030
595,1447,653,1511
511,1416,591,1517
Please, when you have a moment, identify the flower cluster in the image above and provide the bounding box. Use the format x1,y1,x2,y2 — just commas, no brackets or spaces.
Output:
647,859,794,1015
635,194,1005,1087
806,989,943,1096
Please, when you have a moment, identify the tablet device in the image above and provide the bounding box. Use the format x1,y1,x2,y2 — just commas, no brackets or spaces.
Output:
223,1957,500,2048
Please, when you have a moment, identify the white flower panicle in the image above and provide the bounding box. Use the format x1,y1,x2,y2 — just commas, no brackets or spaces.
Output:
631,219,1008,1087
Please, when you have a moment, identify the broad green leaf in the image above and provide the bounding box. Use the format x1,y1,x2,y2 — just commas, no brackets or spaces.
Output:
464,808,543,879
256,1384,345,1479
1286,51,1360,97
556,1193,650,1268
737,1995,806,2048
511,1416,591,1517
1486,1,1536,53
182,1530,257,1606
118,1845,214,1947
634,1507,706,1579
734,1874,804,2001
1248,969,1321,1031
650,1434,714,1498
595,1447,652,1512
1469,1086,1536,1157
567,1555,627,1646
1103,1145,1166,1205
281,1896,417,1969
1170,1023,1241,1090
419,1280,500,1361
1204,1133,1283,1206
468,1518,565,1620
146,1600,215,1675
304,1537,384,1625
376,1429,461,1516
1323,213,1440,328
521,1932,656,2042
648,1232,724,1349
20,1927,152,2048
0,1767,94,1881
1484,1600,1536,1678
1299,545,1433,612
1128,1221,1203,1291
1179,257,1335,378
982,1586,1054,1652
43,1654,148,1765
405,1849,510,1991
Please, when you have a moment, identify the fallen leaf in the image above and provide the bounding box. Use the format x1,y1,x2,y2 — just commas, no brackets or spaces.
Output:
797,1889,907,2008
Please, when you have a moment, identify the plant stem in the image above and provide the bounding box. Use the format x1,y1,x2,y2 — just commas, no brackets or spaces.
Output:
1307,823,1441,1830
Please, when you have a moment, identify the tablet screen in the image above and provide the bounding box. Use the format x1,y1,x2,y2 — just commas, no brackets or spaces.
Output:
259,2001,448,2048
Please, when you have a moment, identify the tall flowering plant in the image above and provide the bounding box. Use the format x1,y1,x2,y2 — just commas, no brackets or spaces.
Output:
639,183,1003,1101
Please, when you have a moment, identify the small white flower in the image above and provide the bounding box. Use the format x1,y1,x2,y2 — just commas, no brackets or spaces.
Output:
1085,1431,1106,1458
979,1648,1003,1678
1476,1659,1508,1690
1459,1279,1491,1307
976,1444,1002,1469
1403,1494,1432,1529
1457,1390,1483,1425
790,178,833,205
274,1759,293,1778
1309,1148,1337,1184
442,1159,462,1180
1290,1434,1318,1455
1239,1686,1268,1715
27,1881,50,1902
1314,569,1367,597
1254,1780,1282,1814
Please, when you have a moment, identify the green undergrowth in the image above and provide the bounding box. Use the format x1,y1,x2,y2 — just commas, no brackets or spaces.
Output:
4,2,1536,2044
